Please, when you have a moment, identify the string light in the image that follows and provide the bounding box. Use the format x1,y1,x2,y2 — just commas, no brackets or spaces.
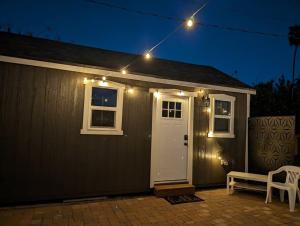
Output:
178,91,184,96
128,87,134,94
87,0,209,72
99,80,108,87
154,91,160,98
102,76,106,81
144,52,152,60
91,79,95,83
186,17,194,28
83,77,88,84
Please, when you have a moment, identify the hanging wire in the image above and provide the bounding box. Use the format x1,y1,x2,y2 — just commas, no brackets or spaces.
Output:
98,0,211,77
86,0,287,38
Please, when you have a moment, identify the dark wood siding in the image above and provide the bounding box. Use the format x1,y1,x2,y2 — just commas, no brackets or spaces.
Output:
0,62,155,204
0,62,248,204
193,90,247,186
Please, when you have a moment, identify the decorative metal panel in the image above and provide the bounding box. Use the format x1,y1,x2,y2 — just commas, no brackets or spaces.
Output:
249,116,296,174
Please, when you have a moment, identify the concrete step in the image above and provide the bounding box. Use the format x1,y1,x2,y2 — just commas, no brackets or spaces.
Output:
154,183,195,197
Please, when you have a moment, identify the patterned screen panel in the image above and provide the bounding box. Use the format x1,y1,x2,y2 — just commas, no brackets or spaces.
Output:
249,116,296,174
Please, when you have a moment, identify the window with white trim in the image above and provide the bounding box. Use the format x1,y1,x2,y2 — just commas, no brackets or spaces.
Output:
208,94,235,138
81,81,125,135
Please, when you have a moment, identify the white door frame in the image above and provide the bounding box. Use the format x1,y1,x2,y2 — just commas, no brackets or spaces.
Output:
149,89,195,187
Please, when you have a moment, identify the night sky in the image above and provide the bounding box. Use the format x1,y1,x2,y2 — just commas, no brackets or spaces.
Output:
0,0,299,85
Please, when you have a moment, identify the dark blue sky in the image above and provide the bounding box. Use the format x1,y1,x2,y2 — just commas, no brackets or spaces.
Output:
0,0,299,85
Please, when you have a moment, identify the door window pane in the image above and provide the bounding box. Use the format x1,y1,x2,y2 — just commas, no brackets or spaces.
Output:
169,102,175,109
175,111,181,118
169,110,175,118
92,87,117,107
162,101,168,109
214,118,229,132
91,110,115,127
215,100,231,116
176,102,182,110
162,110,168,117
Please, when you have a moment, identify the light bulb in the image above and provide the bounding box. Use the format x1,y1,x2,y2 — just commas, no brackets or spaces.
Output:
99,80,108,87
83,77,88,84
121,69,127,75
186,18,194,28
154,91,160,98
145,52,152,60
178,91,184,96
102,76,106,81
128,88,134,94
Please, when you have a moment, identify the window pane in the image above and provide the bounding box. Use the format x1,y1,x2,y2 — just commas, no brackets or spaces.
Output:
162,101,168,109
176,102,182,110
214,118,230,132
91,110,115,127
169,110,175,117
215,100,231,116
175,111,181,118
92,87,117,107
162,110,168,117
169,102,175,109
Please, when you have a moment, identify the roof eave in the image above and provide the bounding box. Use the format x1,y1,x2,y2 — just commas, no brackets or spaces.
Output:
0,54,256,95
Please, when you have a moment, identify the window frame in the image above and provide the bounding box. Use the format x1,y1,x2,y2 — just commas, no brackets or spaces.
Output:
81,81,125,135
161,100,183,119
208,94,236,138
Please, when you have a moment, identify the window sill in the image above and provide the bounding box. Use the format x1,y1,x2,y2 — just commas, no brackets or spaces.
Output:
80,129,124,136
208,132,235,138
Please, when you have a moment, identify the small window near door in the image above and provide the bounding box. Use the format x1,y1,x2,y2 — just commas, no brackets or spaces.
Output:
208,94,235,138
162,101,182,119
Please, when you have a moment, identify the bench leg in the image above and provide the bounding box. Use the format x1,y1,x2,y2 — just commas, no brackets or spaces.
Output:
227,176,230,194
230,177,235,194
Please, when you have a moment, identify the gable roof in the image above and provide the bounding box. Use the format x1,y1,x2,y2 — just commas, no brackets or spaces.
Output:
0,32,254,92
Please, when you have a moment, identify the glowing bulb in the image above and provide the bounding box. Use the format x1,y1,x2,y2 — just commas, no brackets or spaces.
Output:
145,52,152,60
186,18,194,28
91,79,95,83
178,91,184,96
99,80,108,87
128,88,134,94
121,69,127,75
154,91,160,98
207,108,211,113
199,89,204,95
218,156,222,160
102,76,106,81
83,77,88,84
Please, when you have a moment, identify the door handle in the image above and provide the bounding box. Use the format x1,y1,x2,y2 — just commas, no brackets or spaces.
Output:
184,134,188,146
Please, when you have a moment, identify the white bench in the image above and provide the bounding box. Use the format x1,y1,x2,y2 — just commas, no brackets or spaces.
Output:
227,171,268,194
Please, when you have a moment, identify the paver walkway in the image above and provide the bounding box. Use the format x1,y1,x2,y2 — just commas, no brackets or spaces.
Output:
0,188,299,226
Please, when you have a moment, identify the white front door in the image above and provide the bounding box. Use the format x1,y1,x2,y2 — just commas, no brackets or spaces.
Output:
153,94,189,183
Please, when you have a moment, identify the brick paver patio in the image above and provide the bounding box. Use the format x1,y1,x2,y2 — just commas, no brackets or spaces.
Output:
0,189,299,226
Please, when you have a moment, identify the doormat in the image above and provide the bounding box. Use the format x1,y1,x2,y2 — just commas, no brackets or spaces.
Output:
165,194,204,205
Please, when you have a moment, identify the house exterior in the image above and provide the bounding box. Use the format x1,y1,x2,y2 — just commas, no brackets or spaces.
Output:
0,32,255,204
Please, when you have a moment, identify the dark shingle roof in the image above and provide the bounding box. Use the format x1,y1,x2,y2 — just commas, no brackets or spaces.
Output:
0,32,253,90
